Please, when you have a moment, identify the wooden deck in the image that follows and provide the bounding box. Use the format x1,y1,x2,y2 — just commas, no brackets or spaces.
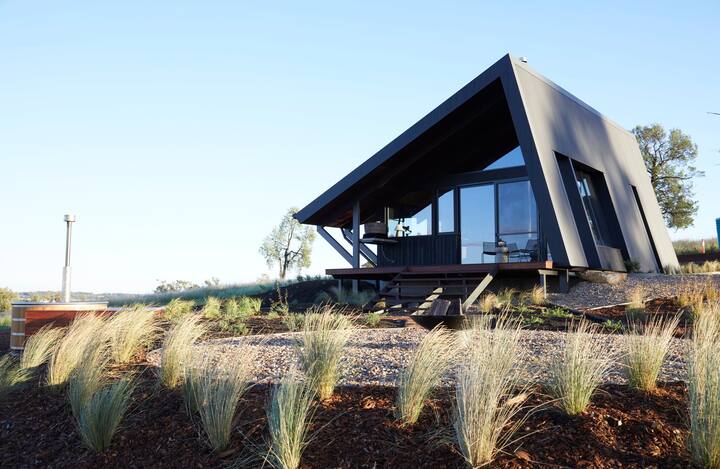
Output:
326,260,558,280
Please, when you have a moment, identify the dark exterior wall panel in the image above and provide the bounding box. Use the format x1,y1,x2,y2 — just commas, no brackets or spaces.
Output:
511,62,678,271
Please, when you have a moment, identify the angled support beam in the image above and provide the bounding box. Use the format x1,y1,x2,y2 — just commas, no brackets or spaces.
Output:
462,267,498,311
342,228,377,266
352,201,360,293
316,226,353,265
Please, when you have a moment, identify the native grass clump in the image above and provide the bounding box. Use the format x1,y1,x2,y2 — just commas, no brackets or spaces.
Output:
47,314,108,388
688,301,720,467
266,373,316,469
183,352,257,452
298,306,351,400
623,315,680,391
20,325,65,370
163,298,196,324
453,314,531,467
395,325,458,426
160,314,207,389
75,378,135,452
107,305,161,364
547,320,615,416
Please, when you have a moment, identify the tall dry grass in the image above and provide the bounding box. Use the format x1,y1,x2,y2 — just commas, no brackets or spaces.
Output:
623,315,680,391
106,305,160,364
478,293,498,313
453,315,530,467
160,314,206,389
266,373,315,469
547,320,614,416
47,314,108,387
0,355,32,398
688,301,720,467
20,325,64,370
395,325,458,425
299,307,351,400
184,352,257,452
68,346,109,417
75,378,135,452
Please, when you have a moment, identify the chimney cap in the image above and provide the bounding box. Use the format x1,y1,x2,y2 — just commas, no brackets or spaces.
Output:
64,214,76,223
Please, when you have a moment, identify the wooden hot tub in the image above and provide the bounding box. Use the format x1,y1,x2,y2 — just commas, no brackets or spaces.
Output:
10,302,108,351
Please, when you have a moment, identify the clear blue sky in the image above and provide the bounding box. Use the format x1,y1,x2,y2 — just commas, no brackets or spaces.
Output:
1,1,718,293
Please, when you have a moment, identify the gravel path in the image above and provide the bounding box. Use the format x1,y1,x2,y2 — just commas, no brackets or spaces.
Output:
149,327,689,387
548,273,720,310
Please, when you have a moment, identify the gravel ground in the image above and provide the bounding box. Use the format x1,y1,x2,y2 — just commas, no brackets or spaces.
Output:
548,272,720,310
148,327,688,387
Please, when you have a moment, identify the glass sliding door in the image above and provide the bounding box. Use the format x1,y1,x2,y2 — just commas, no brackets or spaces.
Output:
498,180,538,261
460,185,495,264
459,179,539,264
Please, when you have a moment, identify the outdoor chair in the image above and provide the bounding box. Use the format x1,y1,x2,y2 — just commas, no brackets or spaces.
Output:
482,242,496,263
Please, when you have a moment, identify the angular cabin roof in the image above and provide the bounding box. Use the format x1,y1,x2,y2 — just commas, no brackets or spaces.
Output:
295,53,677,273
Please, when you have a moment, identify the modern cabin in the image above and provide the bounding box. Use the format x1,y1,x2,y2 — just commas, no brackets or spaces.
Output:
295,54,678,307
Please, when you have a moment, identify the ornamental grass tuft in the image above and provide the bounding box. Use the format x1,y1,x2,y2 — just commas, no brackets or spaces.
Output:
395,325,457,426
298,306,351,400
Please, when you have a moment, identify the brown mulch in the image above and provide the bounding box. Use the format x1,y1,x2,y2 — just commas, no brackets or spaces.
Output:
0,364,691,469
582,298,691,336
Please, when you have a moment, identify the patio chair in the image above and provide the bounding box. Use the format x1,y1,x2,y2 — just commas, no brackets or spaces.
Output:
482,242,496,263
520,239,539,261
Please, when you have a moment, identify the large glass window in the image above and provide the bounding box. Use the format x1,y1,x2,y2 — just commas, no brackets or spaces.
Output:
388,204,432,237
437,190,455,233
498,181,539,261
460,185,495,264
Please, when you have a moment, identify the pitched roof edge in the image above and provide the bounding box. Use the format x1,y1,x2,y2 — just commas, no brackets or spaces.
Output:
294,54,515,224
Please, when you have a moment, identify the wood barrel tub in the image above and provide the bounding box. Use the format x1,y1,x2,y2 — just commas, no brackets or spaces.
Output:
10,302,108,351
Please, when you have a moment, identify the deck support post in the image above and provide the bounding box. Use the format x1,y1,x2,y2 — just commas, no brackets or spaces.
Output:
352,200,360,293
559,269,570,294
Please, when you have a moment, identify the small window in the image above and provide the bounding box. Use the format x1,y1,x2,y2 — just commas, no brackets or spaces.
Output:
388,204,433,237
485,146,525,171
437,190,455,233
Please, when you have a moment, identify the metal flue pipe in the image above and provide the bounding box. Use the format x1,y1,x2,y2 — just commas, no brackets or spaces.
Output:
61,214,76,303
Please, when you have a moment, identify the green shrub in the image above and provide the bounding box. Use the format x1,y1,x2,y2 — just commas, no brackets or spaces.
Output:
0,288,16,313
299,307,351,400
267,374,315,469
217,318,249,336
223,296,262,320
547,320,615,416
201,297,222,319
75,378,135,452
624,259,641,273
363,311,384,328
395,326,457,426
542,306,573,319
0,314,10,328
602,319,623,333
283,313,305,332
163,299,195,323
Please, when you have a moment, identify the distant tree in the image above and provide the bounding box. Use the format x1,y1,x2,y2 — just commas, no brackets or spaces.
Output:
632,124,703,229
0,288,15,312
204,277,221,287
259,207,315,279
154,280,199,294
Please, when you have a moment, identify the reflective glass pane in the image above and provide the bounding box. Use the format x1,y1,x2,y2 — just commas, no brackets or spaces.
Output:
498,181,537,235
388,204,432,237
438,190,454,233
485,146,525,170
460,185,495,264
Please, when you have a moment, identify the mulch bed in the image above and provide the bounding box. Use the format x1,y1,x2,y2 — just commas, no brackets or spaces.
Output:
582,297,691,336
0,365,691,468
